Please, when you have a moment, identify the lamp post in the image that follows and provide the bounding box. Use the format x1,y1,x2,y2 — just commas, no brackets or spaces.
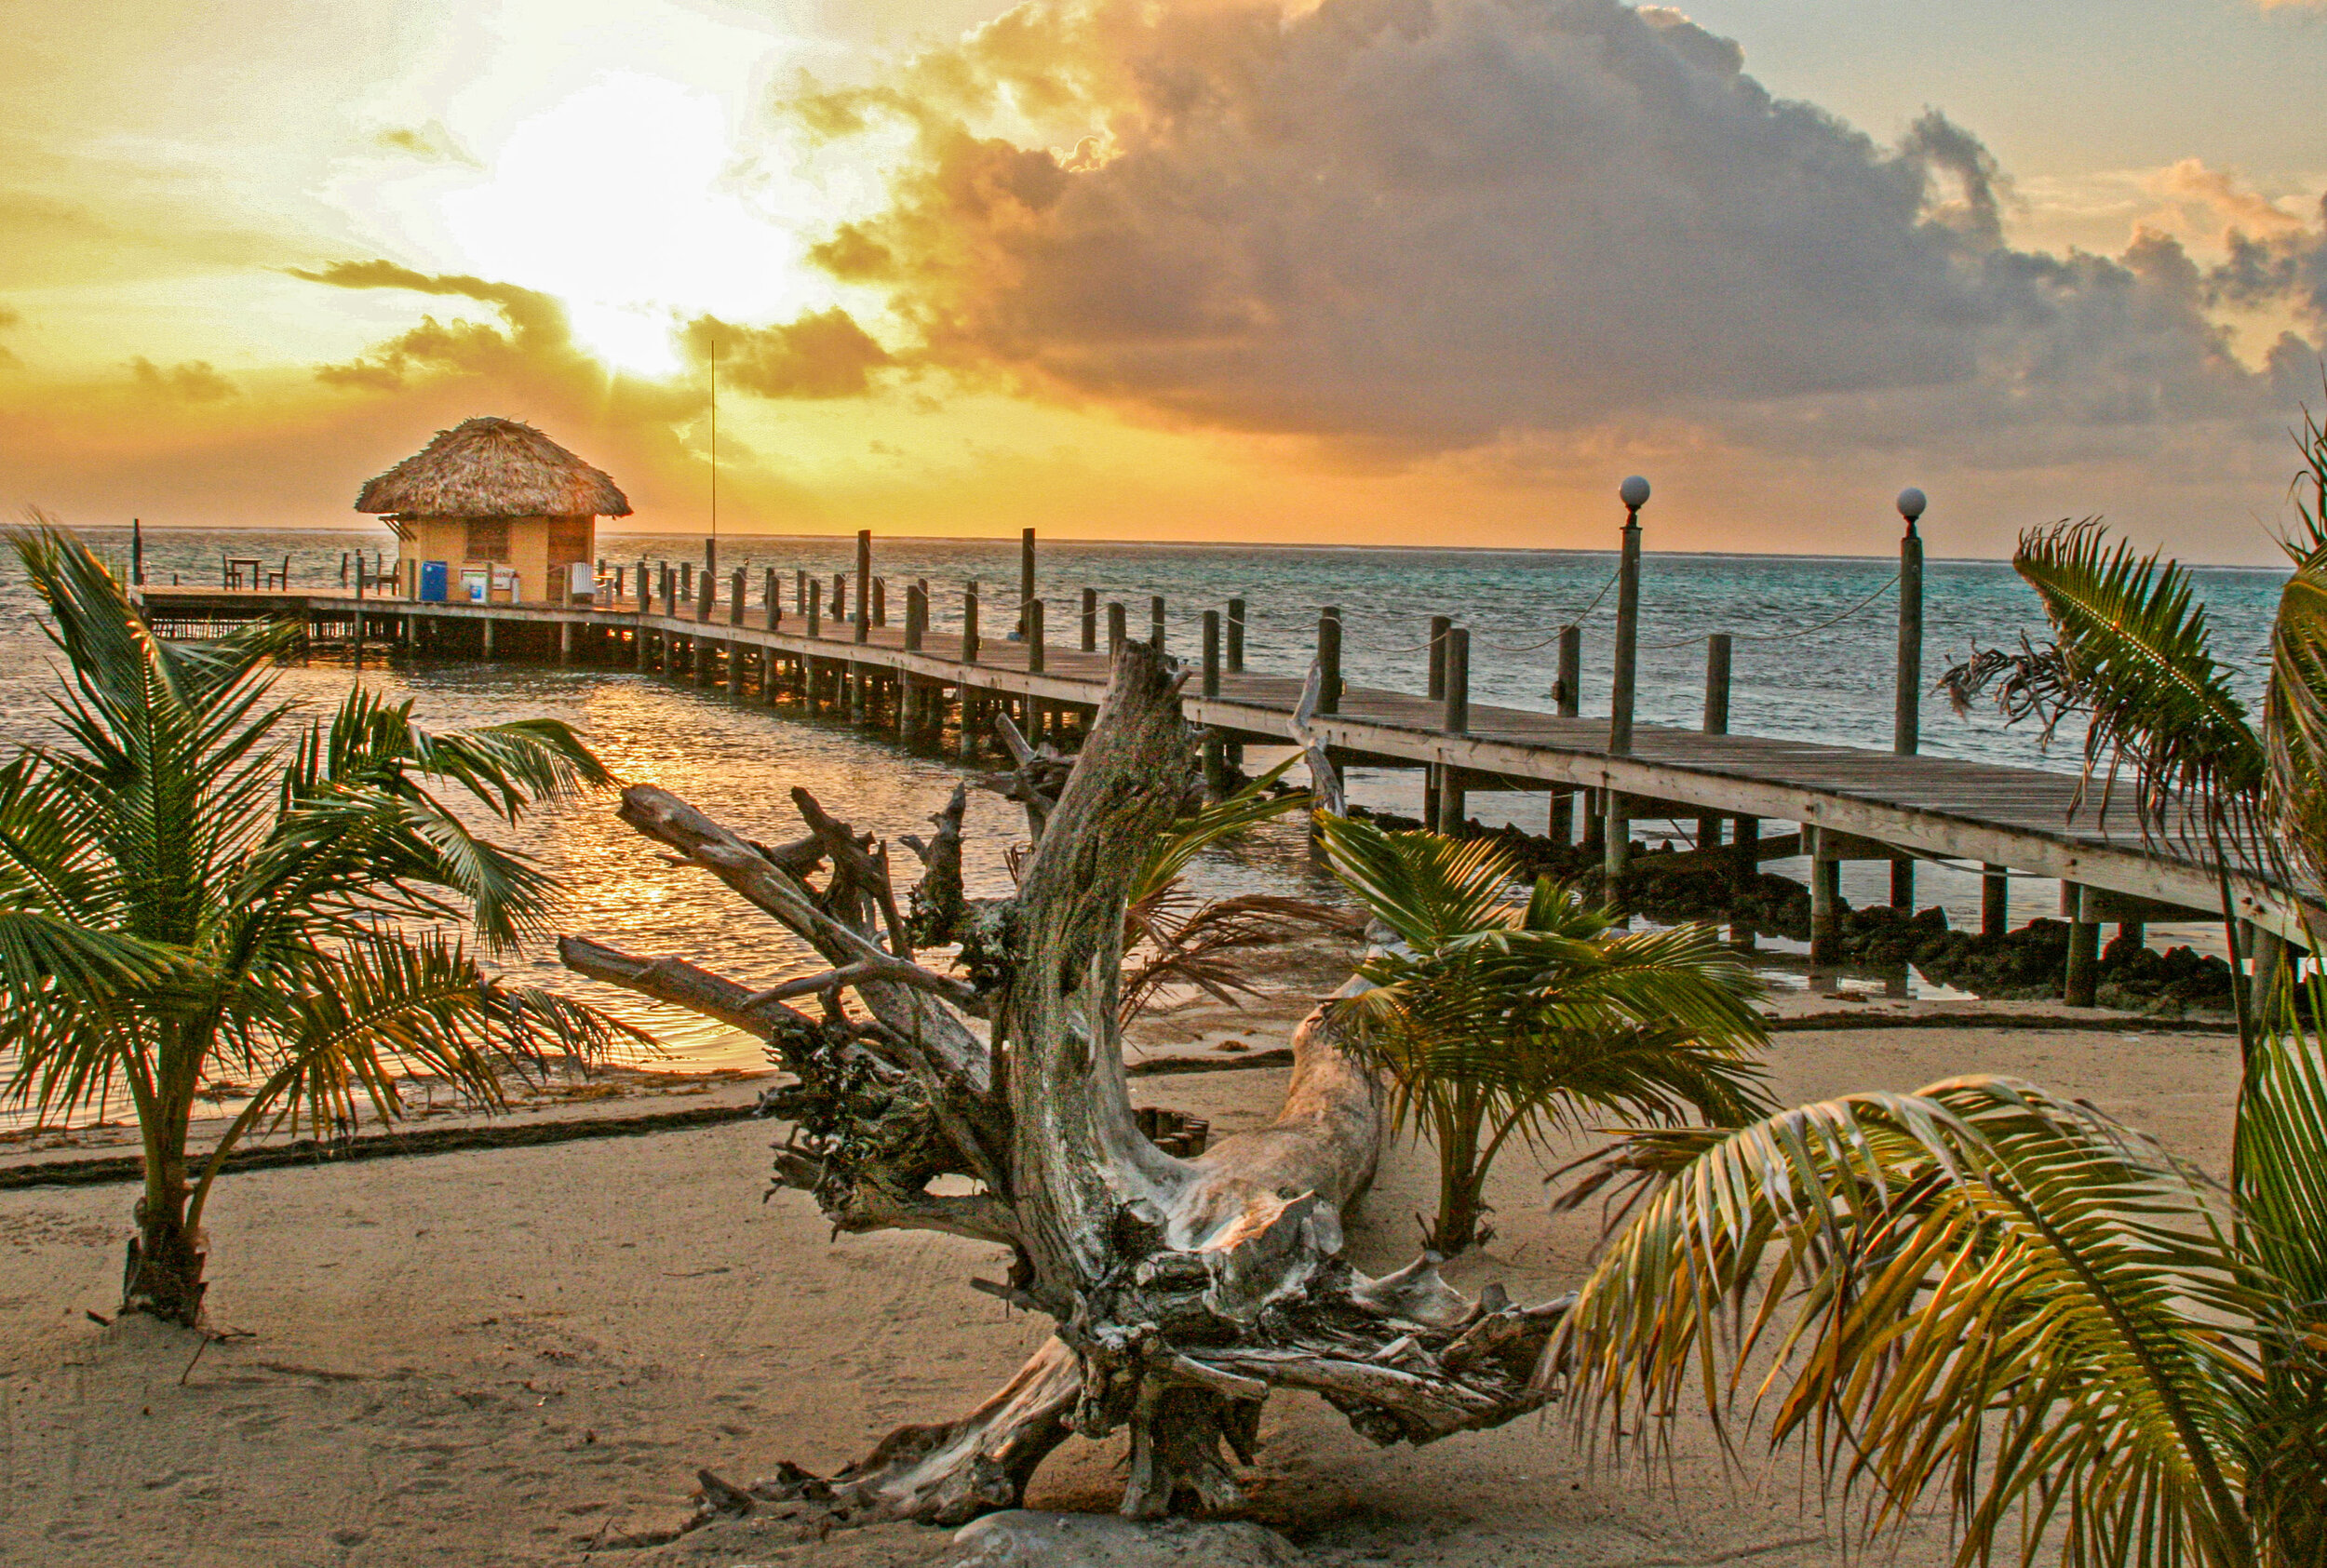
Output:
1893,486,1926,911
1605,475,1648,894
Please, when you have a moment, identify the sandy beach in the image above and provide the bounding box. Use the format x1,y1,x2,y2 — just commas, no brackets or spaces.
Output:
0,956,2243,1568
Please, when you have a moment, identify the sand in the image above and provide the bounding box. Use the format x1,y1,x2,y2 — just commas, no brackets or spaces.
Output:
0,982,2241,1568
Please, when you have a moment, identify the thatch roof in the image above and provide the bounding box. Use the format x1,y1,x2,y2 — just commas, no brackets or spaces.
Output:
354,417,632,519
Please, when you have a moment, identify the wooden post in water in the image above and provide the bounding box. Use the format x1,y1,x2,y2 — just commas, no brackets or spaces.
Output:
1809,826,1842,966
1438,627,1470,837
636,560,648,612
730,569,746,626
806,579,822,639
795,568,809,614
764,568,780,631
558,620,572,665
1107,601,1126,659
1202,610,1226,797
1699,634,1731,852
2063,882,2099,1006
872,577,886,627
1019,529,1036,640
681,561,694,607
1552,625,1582,842
833,571,847,625
1982,865,2009,935
1892,488,1926,912
1224,596,1246,767
854,530,872,645
1026,597,1045,674
1427,616,1451,700
1605,476,1648,890
481,618,496,662
697,562,715,623
1316,607,1341,715
962,581,981,665
903,583,927,743
1150,595,1166,651
132,518,144,585
1080,588,1097,651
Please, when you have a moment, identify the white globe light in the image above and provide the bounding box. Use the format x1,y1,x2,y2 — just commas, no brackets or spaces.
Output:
1619,475,1651,511
1897,487,1928,522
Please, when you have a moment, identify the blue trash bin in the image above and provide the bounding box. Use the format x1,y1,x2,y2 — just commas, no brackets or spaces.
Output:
419,560,449,602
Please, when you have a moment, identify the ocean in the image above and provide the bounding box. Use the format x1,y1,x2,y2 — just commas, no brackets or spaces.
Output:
0,523,2295,1078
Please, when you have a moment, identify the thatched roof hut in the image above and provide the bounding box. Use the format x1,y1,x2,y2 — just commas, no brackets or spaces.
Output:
355,416,631,520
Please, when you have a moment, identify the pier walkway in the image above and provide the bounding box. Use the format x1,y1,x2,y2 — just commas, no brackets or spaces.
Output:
134,585,2314,957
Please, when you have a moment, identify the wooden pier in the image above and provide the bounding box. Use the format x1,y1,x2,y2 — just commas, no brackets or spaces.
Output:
134,579,2320,972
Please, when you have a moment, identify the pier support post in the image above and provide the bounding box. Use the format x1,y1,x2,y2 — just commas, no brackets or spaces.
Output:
963,582,981,666
1809,826,1843,965
1027,598,1045,675
1316,607,1341,715
1080,588,1097,652
481,618,495,662
558,621,572,665
796,569,809,614
728,570,744,626
765,568,780,631
1107,601,1126,659
1427,615,1451,701
1982,865,2009,936
1150,595,1166,652
1202,610,1227,797
806,583,822,639
1729,814,1760,903
2063,882,2099,1006
1227,597,1245,673
1438,627,1470,837
1699,633,1730,851
1019,528,1036,640
1550,626,1582,842
855,530,872,645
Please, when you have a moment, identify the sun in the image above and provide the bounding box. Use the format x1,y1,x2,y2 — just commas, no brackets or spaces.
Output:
432,73,827,378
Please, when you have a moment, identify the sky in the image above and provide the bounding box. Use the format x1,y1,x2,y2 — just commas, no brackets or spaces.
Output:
3,0,2325,562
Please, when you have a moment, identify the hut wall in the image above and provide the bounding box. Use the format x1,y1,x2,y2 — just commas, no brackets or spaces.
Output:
394,515,596,603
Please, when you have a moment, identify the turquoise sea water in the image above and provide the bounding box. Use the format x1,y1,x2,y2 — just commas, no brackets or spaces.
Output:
0,524,2294,1077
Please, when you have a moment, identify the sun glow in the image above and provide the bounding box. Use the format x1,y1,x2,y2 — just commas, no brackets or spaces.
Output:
429,73,829,377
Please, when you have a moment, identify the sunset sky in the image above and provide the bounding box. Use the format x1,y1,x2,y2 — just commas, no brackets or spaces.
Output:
4,0,2325,561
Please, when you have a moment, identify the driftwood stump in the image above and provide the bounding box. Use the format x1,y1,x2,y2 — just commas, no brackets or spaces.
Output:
561,644,1564,1526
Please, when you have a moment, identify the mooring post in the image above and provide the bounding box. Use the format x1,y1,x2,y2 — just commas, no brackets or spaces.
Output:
1809,825,1842,965
1891,487,1927,911
1551,624,1582,841
697,562,715,623
833,571,847,625
854,530,872,644
1427,615,1451,700
729,569,745,626
1150,595,1166,651
963,581,981,665
1605,476,1648,890
681,561,694,608
2063,882,2099,1006
872,576,886,627
706,535,717,582
1437,626,1470,837
1027,597,1045,674
1080,587,1097,651
905,583,926,652
1201,609,1227,797
1699,633,1731,851
904,583,928,742
1019,528,1036,640
806,580,822,639
1316,606,1341,715
634,560,646,613
795,568,808,614
1227,597,1245,673
1107,600,1126,659
132,518,144,585
764,568,780,631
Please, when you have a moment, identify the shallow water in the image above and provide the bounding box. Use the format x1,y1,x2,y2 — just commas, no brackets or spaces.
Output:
1,524,2288,1105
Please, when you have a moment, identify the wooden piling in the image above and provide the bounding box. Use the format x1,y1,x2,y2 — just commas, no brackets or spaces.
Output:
1080,587,1097,651
1026,598,1044,674
1809,827,1842,964
1150,595,1166,651
764,568,780,631
1108,601,1126,658
2064,883,2099,1006
1317,607,1341,715
1227,597,1245,673
854,530,872,645
1699,634,1731,851
963,582,981,665
1436,627,1470,836
1020,528,1036,639
1983,864,2009,935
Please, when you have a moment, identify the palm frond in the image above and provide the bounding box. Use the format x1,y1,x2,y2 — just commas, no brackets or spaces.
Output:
1553,1076,2262,1568
1315,811,1524,949
1130,755,1306,902
2013,520,2263,847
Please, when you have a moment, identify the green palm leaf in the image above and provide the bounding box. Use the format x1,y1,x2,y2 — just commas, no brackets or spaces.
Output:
1554,1077,2265,1568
